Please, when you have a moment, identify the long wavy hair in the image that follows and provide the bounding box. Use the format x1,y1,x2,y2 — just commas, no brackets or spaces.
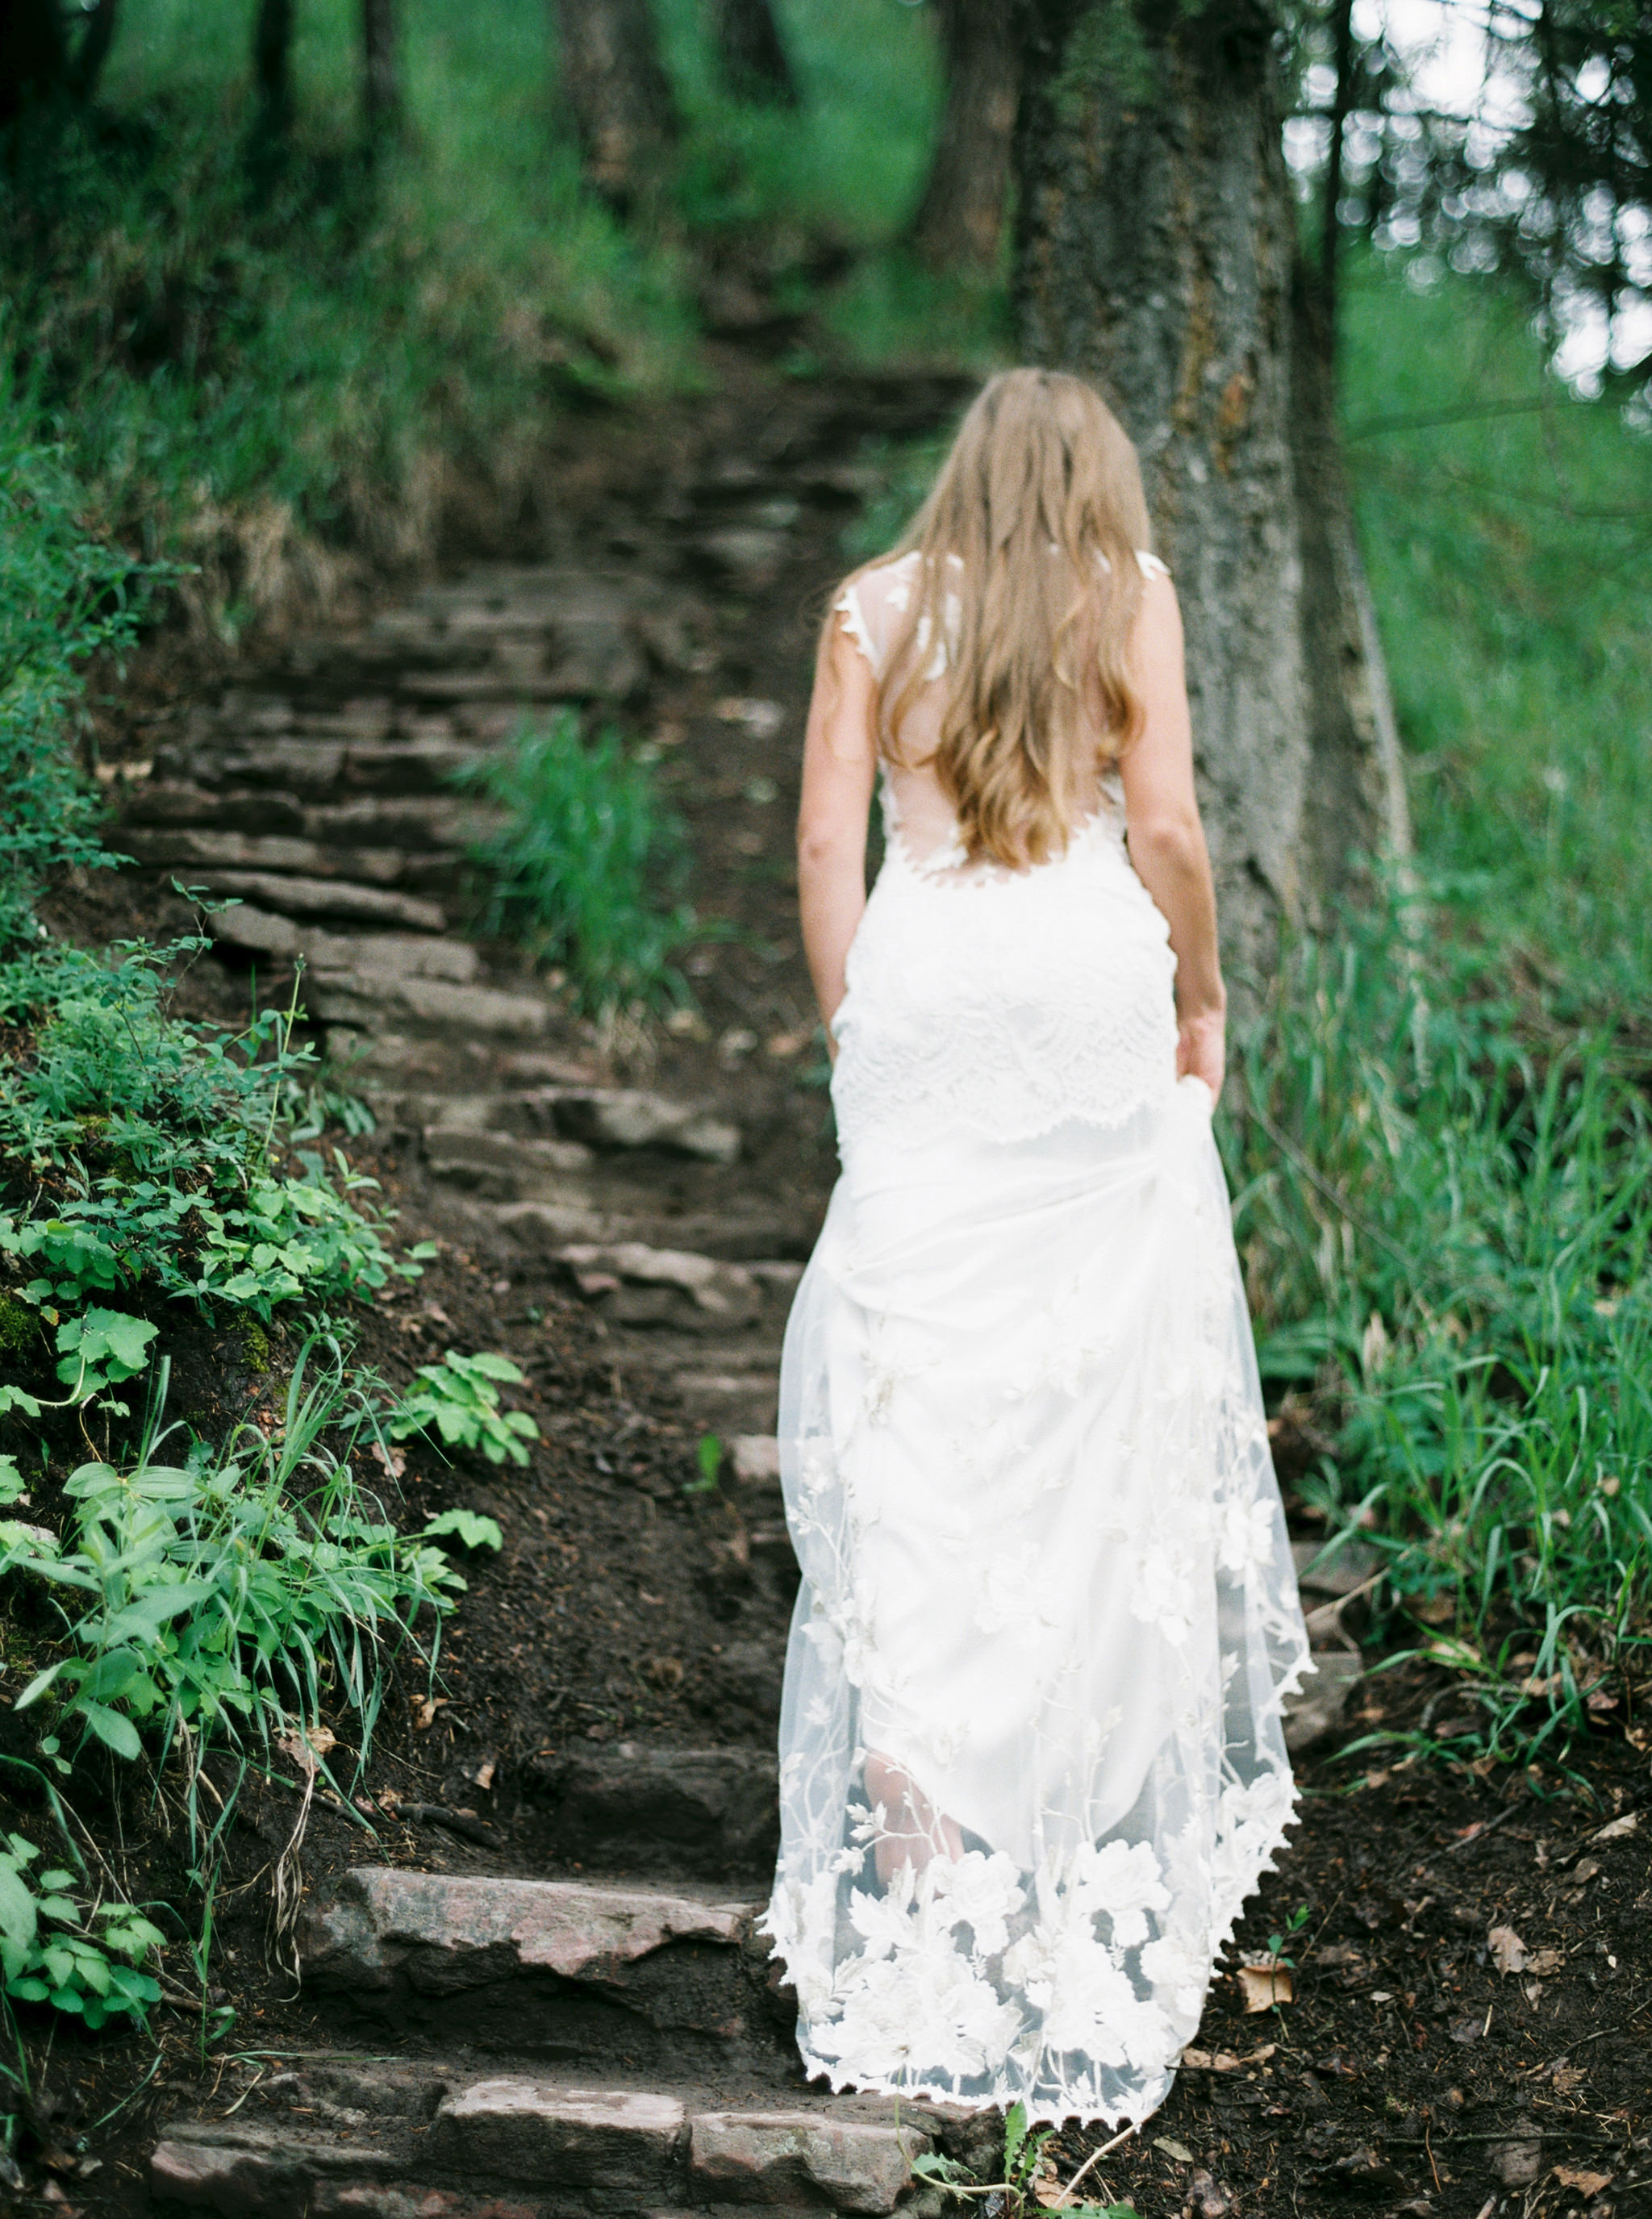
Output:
858,368,1155,869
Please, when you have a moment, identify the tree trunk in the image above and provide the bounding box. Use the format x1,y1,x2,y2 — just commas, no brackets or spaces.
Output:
909,0,1018,271
1015,0,1408,988
361,0,401,135
0,0,69,121
711,0,797,106
69,0,121,99
1320,0,1355,340
253,0,296,137
554,0,678,215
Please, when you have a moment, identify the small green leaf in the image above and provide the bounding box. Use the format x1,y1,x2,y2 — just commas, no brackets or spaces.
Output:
423,1508,504,1551
75,1701,144,1761
464,1352,525,1383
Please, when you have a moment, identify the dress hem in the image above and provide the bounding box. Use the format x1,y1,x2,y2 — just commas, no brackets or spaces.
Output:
765,1777,1307,2133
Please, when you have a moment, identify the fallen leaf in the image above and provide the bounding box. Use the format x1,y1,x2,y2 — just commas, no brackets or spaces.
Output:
276,1722,337,1775
1185,2167,1233,2217
1570,1858,1602,1886
370,1441,407,1479
1552,2165,1612,2198
1328,2149,1404,2192
469,1758,495,1792
1235,1960,1294,2013
1031,2163,1068,2209
1529,1947,1565,1975
1488,1923,1529,1975
1593,1810,1640,1842
1311,1942,1363,1968
1152,2137,1195,2164
412,1695,448,1730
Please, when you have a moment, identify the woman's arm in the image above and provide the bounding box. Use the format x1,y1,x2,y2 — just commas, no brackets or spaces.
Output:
1117,572,1227,1100
797,612,878,1056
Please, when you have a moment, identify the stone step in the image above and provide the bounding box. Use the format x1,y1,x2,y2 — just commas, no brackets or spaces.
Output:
123,826,429,886
521,1742,779,1880
493,1199,808,1270
151,2055,939,2218
186,869,448,933
552,1241,769,1334
161,733,490,795
209,904,482,982
121,780,308,834
310,973,552,1037
551,1087,741,1166
296,1870,794,2077
423,1124,597,1202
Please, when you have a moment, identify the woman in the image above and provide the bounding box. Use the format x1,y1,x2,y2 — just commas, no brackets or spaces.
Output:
762,369,1310,2128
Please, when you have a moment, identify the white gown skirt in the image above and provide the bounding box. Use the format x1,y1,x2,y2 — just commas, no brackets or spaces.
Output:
763,834,1312,2126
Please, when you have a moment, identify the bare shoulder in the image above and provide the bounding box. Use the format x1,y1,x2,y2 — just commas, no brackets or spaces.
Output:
1130,563,1184,660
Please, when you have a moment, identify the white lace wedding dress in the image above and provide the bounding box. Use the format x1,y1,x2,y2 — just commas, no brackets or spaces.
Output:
761,553,1312,2127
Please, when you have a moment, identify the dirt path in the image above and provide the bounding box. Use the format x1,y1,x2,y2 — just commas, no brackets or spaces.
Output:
57,362,1652,2217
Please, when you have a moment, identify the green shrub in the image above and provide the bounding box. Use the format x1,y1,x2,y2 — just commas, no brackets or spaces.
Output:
0,417,154,947
0,1834,165,2032
453,712,696,1017
0,941,425,1323
6,1341,461,1784
389,1349,540,1467
1223,887,1652,1761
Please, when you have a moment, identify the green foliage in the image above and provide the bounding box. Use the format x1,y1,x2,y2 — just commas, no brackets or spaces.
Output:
2,0,695,633
0,941,420,1321
388,1350,540,1467
911,2100,1132,2219
657,0,939,242
423,1508,504,1551
4,1341,461,1787
1341,257,1652,1011
0,1835,164,2031
454,712,696,1017
0,417,155,946
1212,253,1652,1764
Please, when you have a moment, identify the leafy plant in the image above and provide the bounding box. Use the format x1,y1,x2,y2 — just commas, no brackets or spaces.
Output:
387,1350,540,1467
911,2101,1133,2219
453,712,697,1017
4,1342,463,1800
423,1508,505,1551
0,941,426,1322
0,423,157,949
0,1835,165,2032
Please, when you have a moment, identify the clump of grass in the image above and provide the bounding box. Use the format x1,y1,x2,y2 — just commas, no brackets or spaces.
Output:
454,711,696,1019
1224,886,1652,1764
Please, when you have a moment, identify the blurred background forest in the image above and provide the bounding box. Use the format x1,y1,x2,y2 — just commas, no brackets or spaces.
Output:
1,0,1650,1925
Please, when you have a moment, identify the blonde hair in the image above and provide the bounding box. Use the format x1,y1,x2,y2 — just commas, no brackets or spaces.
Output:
851,368,1154,870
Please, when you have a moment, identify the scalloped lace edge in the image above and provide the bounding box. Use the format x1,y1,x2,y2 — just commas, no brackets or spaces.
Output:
766,1765,1310,2131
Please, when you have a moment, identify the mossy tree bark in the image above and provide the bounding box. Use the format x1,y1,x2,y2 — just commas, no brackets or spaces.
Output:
909,0,1019,272
554,0,679,215
252,0,296,139
0,0,119,118
1016,0,1408,989
361,0,401,136
711,0,798,107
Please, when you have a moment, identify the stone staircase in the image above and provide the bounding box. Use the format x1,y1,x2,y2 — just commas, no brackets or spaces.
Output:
123,412,1374,2211
150,1868,950,2217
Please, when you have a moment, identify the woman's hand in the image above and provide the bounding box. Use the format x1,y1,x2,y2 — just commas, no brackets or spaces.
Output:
1176,1006,1225,1103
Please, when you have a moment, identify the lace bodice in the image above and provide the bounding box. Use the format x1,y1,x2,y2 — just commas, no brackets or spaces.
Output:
828,550,1179,1150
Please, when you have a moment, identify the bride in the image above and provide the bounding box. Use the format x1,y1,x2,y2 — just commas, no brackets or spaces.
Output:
762,369,1311,2128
